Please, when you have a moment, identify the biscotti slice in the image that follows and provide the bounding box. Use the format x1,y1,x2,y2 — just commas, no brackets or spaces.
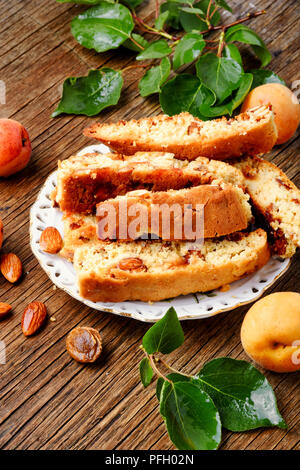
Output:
55,151,245,214
233,156,300,258
73,229,270,302
96,185,252,240
60,213,97,261
83,106,277,161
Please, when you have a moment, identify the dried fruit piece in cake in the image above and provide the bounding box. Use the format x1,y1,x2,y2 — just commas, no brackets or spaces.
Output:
73,229,270,302
233,155,300,258
83,106,277,161
96,184,252,241
54,151,245,214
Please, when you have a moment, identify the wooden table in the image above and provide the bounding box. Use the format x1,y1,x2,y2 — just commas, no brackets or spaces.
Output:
0,0,299,450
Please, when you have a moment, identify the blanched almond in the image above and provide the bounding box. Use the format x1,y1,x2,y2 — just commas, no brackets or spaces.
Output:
0,302,12,319
40,227,63,254
21,301,47,336
0,253,22,283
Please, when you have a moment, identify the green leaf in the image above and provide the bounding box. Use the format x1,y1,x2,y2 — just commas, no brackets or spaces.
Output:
159,373,191,418
121,0,144,9
250,69,286,89
155,11,169,30
196,358,287,431
139,357,154,387
123,33,149,52
136,39,172,60
139,57,171,97
200,73,253,117
215,0,232,12
196,52,243,103
160,1,182,30
160,381,222,450
156,377,165,402
160,74,215,119
180,0,220,33
142,307,184,355
223,44,242,66
225,25,272,67
71,3,134,53
52,68,123,117
180,7,205,14
173,33,205,70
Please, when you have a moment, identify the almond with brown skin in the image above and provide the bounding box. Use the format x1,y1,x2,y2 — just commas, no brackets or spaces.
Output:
40,227,63,254
21,301,47,336
0,302,12,319
118,257,147,272
0,253,22,283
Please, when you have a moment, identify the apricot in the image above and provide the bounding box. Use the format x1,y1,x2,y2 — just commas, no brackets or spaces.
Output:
0,119,32,177
241,83,300,145
241,292,300,373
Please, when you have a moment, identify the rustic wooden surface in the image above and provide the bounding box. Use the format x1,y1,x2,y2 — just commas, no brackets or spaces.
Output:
0,0,299,451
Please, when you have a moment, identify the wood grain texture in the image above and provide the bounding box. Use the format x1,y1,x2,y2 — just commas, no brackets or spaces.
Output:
0,0,299,450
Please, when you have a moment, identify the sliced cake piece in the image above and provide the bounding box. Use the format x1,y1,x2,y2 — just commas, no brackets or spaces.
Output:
60,213,97,261
55,151,245,214
233,155,300,258
83,106,277,161
73,229,270,302
96,185,252,241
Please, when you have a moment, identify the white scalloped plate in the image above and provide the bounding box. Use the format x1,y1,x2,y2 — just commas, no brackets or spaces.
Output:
30,144,291,322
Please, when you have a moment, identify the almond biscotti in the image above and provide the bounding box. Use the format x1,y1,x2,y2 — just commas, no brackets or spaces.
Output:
83,106,277,161
96,185,252,240
60,213,97,260
233,156,300,258
55,151,245,214
73,229,270,302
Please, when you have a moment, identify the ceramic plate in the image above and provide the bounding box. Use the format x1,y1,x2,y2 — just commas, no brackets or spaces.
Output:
30,144,291,322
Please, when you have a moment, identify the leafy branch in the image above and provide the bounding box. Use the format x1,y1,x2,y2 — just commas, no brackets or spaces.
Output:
53,0,285,118
139,307,286,450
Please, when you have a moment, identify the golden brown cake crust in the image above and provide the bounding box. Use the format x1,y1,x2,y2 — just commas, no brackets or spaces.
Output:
74,229,270,302
83,106,277,161
96,185,251,240
55,152,245,214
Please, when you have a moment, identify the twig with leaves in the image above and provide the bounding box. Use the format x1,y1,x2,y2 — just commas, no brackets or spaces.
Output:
53,0,285,119
139,307,287,450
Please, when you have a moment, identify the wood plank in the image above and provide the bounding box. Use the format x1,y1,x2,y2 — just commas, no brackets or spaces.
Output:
0,0,299,451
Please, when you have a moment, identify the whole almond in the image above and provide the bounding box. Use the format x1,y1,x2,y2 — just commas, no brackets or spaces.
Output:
0,302,12,319
40,227,63,254
0,253,22,283
0,217,3,249
21,301,47,336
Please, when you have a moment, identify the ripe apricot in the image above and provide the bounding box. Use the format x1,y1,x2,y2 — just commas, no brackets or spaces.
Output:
241,292,300,373
0,119,32,177
241,83,300,145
